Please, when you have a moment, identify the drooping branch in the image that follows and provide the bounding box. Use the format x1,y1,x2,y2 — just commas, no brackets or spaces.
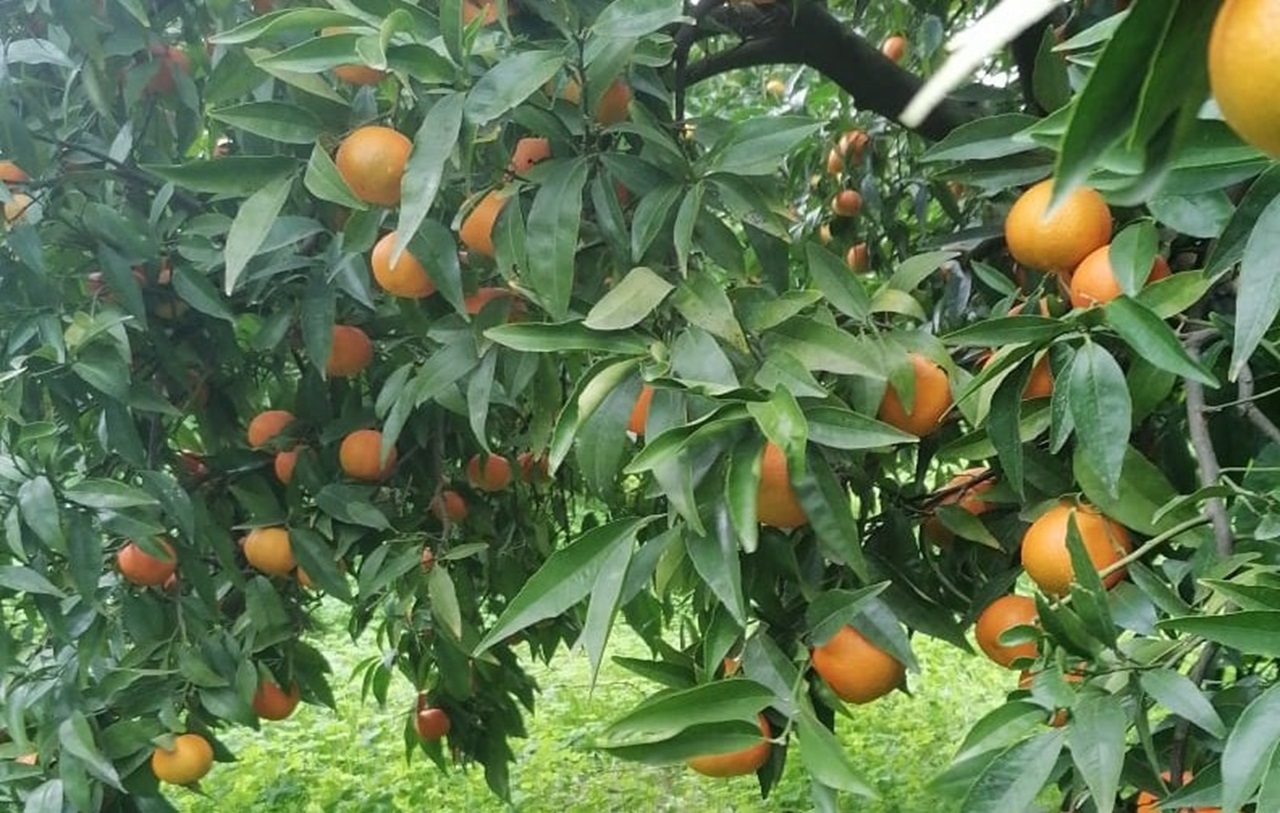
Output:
682,1,977,142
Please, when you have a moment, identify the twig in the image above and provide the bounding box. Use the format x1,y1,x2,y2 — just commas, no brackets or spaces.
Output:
29,133,203,213
1183,339,1233,556
1096,515,1213,580
1235,363,1280,444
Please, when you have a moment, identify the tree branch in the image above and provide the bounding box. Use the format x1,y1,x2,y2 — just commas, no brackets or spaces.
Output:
683,1,976,141
1235,363,1280,445
1183,337,1232,557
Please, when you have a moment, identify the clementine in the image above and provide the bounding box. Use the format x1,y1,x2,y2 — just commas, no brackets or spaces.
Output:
1208,0,1280,156
1004,179,1112,273
459,191,507,259
686,715,771,777
326,325,374,377
247,409,295,449
1068,245,1170,308
252,678,301,720
335,126,412,207
811,625,904,704
242,526,295,576
1021,500,1132,596
117,538,177,586
467,453,512,491
974,594,1039,668
151,733,214,785
877,353,952,437
339,429,397,481
757,441,807,529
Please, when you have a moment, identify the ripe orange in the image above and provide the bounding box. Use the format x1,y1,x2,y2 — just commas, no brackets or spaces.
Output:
517,451,550,482
430,490,468,523
628,384,653,436
595,79,632,125
0,160,29,187
757,441,807,529
273,448,300,485
467,453,512,492
846,242,869,272
686,715,771,777
247,409,295,449
974,594,1039,668
459,191,507,259
1208,0,1280,156
830,189,863,217
981,352,1054,401
117,538,177,587
326,325,374,377
881,35,907,62
462,0,500,25
415,705,452,740
764,78,785,97
1135,772,1220,813
1004,179,1112,273
335,126,412,207
811,625,904,704
339,429,397,481
877,353,953,437
151,733,214,785
464,286,524,318
839,129,870,161
243,526,296,576
922,467,994,546
508,137,551,175
825,147,844,176
3,193,32,225
144,46,189,96
252,678,301,720
371,231,436,298
1020,500,1132,597
321,28,388,85
1068,245,1171,308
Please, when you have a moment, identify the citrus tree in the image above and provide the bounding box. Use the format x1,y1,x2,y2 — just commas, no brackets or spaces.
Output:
2,0,1280,810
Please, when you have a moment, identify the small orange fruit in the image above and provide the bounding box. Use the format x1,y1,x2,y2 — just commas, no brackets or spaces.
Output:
881,35,907,63
467,453,512,492
839,129,870,162
811,625,904,704
414,706,452,740
117,538,178,586
831,189,863,217
1068,245,1170,308
459,191,507,259
877,353,953,437
151,733,214,785
326,325,374,377
1208,0,1280,156
339,429,397,481
247,410,295,449
3,192,32,225
464,286,524,318
981,352,1054,401
508,137,551,175
516,451,550,482
628,384,653,436
144,46,190,96
1135,771,1219,813
686,715,771,777
371,231,436,298
0,160,29,187
1021,500,1132,597
273,448,300,485
243,526,296,576
975,594,1039,668
321,27,388,85
252,678,301,720
1004,179,1112,274
594,79,632,126
922,467,994,546
826,147,844,176
430,490,468,523
846,242,869,272
757,441,807,529
1018,669,1083,727
335,126,412,207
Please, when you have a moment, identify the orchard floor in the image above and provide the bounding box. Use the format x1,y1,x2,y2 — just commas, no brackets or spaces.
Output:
175,604,1016,812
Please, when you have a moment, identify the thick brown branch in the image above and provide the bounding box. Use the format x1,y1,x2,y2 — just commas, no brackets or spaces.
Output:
1184,339,1232,556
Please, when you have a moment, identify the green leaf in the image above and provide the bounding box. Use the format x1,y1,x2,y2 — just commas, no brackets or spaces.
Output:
671,271,748,353
0,565,63,596
988,360,1028,497
593,0,684,38
466,51,564,125
303,142,366,209
1103,296,1217,386
1159,611,1280,658
952,701,1050,763
943,316,1067,348
596,680,773,748
765,319,884,379
1206,162,1280,277
485,322,650,355
171,266,234,321
806,242,870,321
577,534,632,688
473,517,653,654
1066,694,1125,813
1231,194,1280,379
797,710,877,797
1073,445,1210,542
289,526,352,600
407,220,465,315
725,439,761,553
393,93,465,269
210,102,321,144
805,585,890,646
59,714,122,789
143,157,296,195
1140,668,1228,739
1134,270,1212,319
18,476,64,550
959,729,1065,813
804,405,916,450
210,8,363,44
686,521,747,626
64,479,159,509
313,485,390,530
428,566,463,640
525,159,590,320
301,272,335,376
1068,343,1131,497
1107,220,1158,297
224,173,294,294
584,266,673,330
887,251,959,292
921,114,1041,162
1221,682,1280,813
704,116,822,176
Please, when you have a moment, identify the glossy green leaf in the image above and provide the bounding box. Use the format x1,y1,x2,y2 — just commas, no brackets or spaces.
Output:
1221,682,1280,813
210,101,320,144
943,316,1068,348
804,405,915,450
805,585,890,646
686,520,747,626
466,51,564,125
485,322,649,354
1066,694,1125,813
1103,296,1217,386
806,242,870,321
1159,611,1280,658
797,710,877,797
671,271,748,353
596,680,772,748
224,173,293,294
577,534,632,688
526,159,590,320
1107,220,1158,297
393,93,465,267
959,729,1065,813
704,116,822,176
1231,194,1280,379
1068,342,1130,497
64,479,159,510
143,157,296,196
58,714,122,789
584,266,673,331
0,565,63,596
1206,162,1280,277
593,0,683,38
1140,668,1227,738
887,251,959,292
303,142,366,209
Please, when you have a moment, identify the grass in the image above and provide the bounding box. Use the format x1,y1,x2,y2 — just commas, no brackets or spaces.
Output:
174,603,1015,812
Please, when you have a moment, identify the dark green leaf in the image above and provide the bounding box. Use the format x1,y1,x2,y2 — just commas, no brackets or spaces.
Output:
1231,194,1280,379
1068,343,1131,497
596,680,772,748
393,93,465,270
466,51,564,125
1140,668,1227,739
584,266,673,330
959,729,1065,813
1103,296,1217,386
224,174,294,294
1066,694,1125,813
1221,682,1280,813
525,159,590,320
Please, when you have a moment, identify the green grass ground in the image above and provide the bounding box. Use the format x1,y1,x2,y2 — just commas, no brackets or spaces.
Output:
175,606,1013,812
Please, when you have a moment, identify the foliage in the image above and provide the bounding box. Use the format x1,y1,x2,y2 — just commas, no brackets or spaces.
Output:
1,0,1280,810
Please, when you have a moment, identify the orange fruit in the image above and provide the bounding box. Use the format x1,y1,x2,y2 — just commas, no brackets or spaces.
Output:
459,191,507,259
881,35,907,62
420,546,436,572
981,352,1054,401
922,467,994,546
1068,245,1171,308
1020,500,1132,597
830,189,862,217
117,538,177,587
1208,0,1280,156
817,223,833,245
764,78,785,97
839,129,870,161
462,0,500,25
464,286,524,318
273,448,300,485
252,678,301,720
628,384,654,436
1135,772,1220,813
144,46,189,96
322,27,388,85
0,160,29,187
339,429,397,481
1018,669,1083,727
414,706,452,740
757,441,807,529
811,625,904,704
326,325,374,377
846,242,869,272
247,409,295,449
1004,179,1112,273
546,76,583,105
151,733,214,785
517,451,550,482
335,126,412,207
243,526,296,576
974,594,1039,668
595,79,632,125
467,453,512,492
4,193,32,225
371,231,436,298
686,714,771,777
877,353,953,437
430,490,468,523
508,137,551,175
826,147,844,176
